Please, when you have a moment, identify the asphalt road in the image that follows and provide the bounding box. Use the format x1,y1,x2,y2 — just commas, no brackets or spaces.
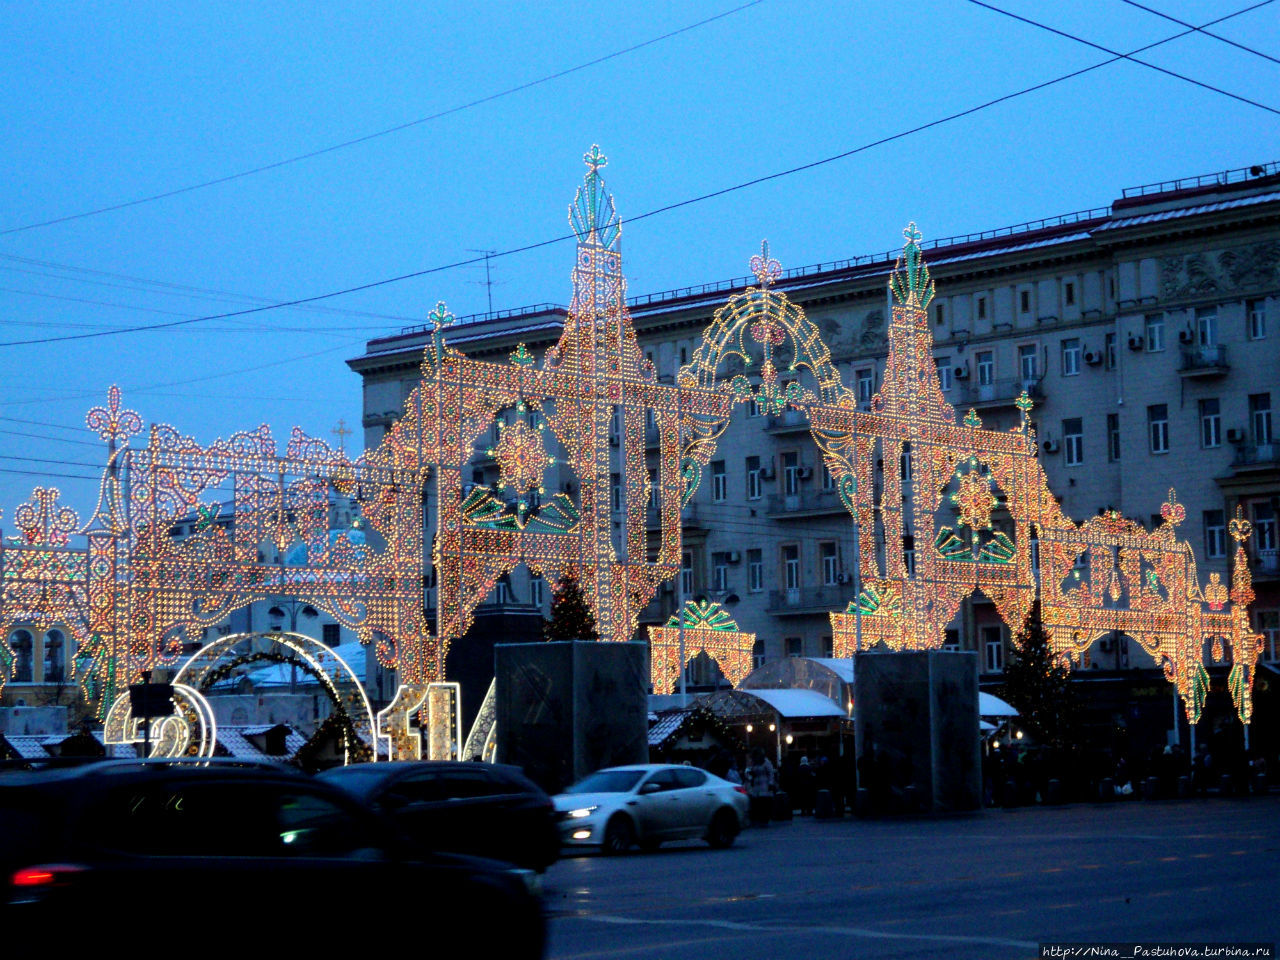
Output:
542,796,1279,960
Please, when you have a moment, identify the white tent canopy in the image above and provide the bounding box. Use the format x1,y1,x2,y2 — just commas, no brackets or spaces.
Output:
746,688,847,718
979,692,1017,717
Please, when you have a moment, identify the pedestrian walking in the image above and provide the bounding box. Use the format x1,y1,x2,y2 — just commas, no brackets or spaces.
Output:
746,748,776,827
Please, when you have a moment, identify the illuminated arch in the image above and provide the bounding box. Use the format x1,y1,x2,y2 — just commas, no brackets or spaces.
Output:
174,631,377,764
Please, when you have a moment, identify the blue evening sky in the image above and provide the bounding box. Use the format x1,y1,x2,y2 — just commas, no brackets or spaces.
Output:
2,0,1277,519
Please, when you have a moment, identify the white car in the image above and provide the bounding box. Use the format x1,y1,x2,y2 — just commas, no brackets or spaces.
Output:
553,764,749,854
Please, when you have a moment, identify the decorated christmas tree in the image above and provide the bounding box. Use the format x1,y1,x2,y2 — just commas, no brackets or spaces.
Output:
542,570,599,642
1001,599,1078,749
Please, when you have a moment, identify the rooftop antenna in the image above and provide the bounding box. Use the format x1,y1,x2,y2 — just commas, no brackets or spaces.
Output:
466,249,503,316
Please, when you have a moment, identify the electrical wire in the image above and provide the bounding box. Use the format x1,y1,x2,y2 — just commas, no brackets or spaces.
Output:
3,0,1271,350
1118,0,1280,66
966,0,1280,116
0,1,766,236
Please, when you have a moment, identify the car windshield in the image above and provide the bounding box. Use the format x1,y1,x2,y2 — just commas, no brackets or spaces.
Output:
563,770,645,794
315,767,390,800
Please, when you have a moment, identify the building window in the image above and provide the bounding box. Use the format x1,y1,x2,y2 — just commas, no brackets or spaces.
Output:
322,623,340,647
753,638,766,668
1254,503,1277,552
856,369,874,406
679,345,689,366
748,549,764,593
1204,510,1226,560
1018,344,1038,382
8,630,33,683
495,579,512,604
1061,338,1081,376
1020,289,1030,313
785,637,803,658
1258,611,1280,662
681,551,694,596
821,542,839,586
943,629,961,652
611,473,621,513
1196,307,1217,346
983,627,1004,672
1200,398,1221,448
712,552,729,592
976,350,994,386
935,303,945,325
1148,404,1169,454
1064,281,1075,306
821,462,836,491
936,357,952,391
1107,413,1121,462
531,576,544,607
711,461,727,502
1105,331,1117,370
1145,315,1165,352
746,456,762,501
783,451,801,496
977,296,987,320
783,545,801,590
1250,393,1273,445
42,629,65,682
1247,298,1267,340
1063,418,1083,466
821,635,834,658
900,445,913,485
647,468,657,508
748,398,763,418
902,536,916,577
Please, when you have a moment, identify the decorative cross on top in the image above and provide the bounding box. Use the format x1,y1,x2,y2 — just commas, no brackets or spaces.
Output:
426,301,455,333
331,419,352,454
749,239,782,287
583,144,608,173
902,221,924,247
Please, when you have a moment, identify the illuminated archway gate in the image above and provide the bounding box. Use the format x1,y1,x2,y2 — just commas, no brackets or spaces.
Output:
0,149,1261,752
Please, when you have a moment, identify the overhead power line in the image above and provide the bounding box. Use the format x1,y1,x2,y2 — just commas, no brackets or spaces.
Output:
0,1,766,236
3,0,1272,351
1118,0,1280,66
966,0,1280,116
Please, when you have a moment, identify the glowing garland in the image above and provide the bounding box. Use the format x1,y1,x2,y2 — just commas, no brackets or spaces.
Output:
647,600,755,696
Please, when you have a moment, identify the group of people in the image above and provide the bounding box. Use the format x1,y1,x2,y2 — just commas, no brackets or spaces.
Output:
705,748,853,824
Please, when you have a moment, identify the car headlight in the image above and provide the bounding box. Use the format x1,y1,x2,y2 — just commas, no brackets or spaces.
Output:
567,805,598,819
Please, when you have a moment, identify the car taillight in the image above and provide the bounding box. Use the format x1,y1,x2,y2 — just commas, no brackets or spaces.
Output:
11,864,86,888
734,786,748,796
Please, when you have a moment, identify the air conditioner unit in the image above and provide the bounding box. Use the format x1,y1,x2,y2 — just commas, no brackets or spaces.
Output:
726,551,742,564
797,467,813,480
1178,329,1194,344
609,435,619,447
1226,428,1245,443
1043,439,1060,454
1084,350,1101,365
953,365,969,380
759,466,776,480
1128,336,1144,351
837,572,852,584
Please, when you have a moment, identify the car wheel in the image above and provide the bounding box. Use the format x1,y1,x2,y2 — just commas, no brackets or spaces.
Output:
602,815,635,855
706,809,739,849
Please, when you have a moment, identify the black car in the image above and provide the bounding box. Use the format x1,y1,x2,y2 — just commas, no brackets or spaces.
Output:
319,761,560,872
1,760,545,955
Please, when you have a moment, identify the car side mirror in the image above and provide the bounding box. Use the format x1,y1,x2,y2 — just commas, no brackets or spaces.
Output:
640,781,662,795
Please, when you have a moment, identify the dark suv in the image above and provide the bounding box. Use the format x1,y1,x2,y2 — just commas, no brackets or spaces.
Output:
319,761,560,872
1,760,545,954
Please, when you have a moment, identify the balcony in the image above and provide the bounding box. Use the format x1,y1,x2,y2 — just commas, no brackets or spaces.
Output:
1253,549,1280,581
950,377,1044,412
1178,345,1229,377
767,585,851,616
1231,442,1278,470
766,488,849,519
766,410,811,435
645,503,705,531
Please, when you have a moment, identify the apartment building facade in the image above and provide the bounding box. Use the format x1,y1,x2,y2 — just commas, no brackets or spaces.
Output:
348,162,1280,684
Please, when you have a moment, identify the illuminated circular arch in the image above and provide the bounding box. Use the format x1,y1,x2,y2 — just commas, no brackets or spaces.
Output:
174,631,377,765
103,682,216,759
